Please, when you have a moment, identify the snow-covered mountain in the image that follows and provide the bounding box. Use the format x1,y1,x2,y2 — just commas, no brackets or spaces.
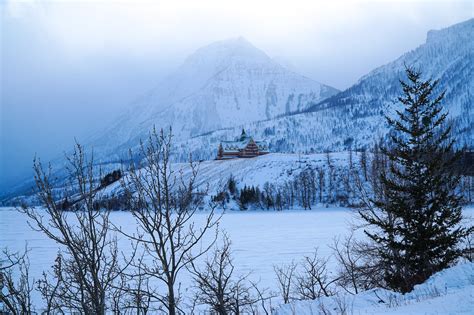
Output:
2,20,472,202
88,37,338,160
175,18,473,160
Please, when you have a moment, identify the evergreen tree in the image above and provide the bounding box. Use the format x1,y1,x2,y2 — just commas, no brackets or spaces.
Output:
360,66,472,293
227,175,237,195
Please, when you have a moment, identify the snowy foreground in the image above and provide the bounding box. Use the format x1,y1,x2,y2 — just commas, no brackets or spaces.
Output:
1,206,473,314
274,262,474,315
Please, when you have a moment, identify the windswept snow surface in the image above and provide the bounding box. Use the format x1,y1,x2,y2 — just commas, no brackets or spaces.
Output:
1,206,473,313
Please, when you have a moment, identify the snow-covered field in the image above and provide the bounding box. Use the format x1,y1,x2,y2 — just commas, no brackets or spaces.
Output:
1,206,473,314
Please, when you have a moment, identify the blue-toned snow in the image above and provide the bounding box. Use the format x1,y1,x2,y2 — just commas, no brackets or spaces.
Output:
1,206,473,314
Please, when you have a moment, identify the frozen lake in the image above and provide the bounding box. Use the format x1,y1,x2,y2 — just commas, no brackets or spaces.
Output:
0,207,356,307
1,206,472,310
0,206,357,277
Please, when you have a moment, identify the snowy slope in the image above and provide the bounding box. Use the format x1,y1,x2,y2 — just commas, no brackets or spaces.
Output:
173,18,473,160
101,152,351,199
274,261,474,315
86,37,338,161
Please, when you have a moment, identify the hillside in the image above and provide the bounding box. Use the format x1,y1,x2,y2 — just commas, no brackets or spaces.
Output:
100,152,352,203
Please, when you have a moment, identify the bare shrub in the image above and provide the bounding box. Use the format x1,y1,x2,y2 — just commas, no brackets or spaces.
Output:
20,143,131,314
294,249,337,300
110,253,156,314
189,234,272,314
274,261,297,303
0,247,34,314
331,233,382,294
333,293,353,315
462,234,473,262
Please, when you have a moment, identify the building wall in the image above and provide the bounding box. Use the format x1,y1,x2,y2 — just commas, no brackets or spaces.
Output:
241,142,259,157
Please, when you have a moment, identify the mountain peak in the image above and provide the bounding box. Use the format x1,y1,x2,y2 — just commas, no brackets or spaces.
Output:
216,36,252,46
184,37,270,68
204,36,257,50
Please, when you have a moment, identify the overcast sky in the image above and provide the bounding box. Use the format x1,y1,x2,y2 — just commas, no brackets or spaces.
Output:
1,0,473,192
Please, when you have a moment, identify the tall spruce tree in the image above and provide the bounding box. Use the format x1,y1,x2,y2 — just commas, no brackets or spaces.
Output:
360,66,472,293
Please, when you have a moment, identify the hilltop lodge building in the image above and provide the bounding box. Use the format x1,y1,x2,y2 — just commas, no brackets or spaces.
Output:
217,129,269,160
